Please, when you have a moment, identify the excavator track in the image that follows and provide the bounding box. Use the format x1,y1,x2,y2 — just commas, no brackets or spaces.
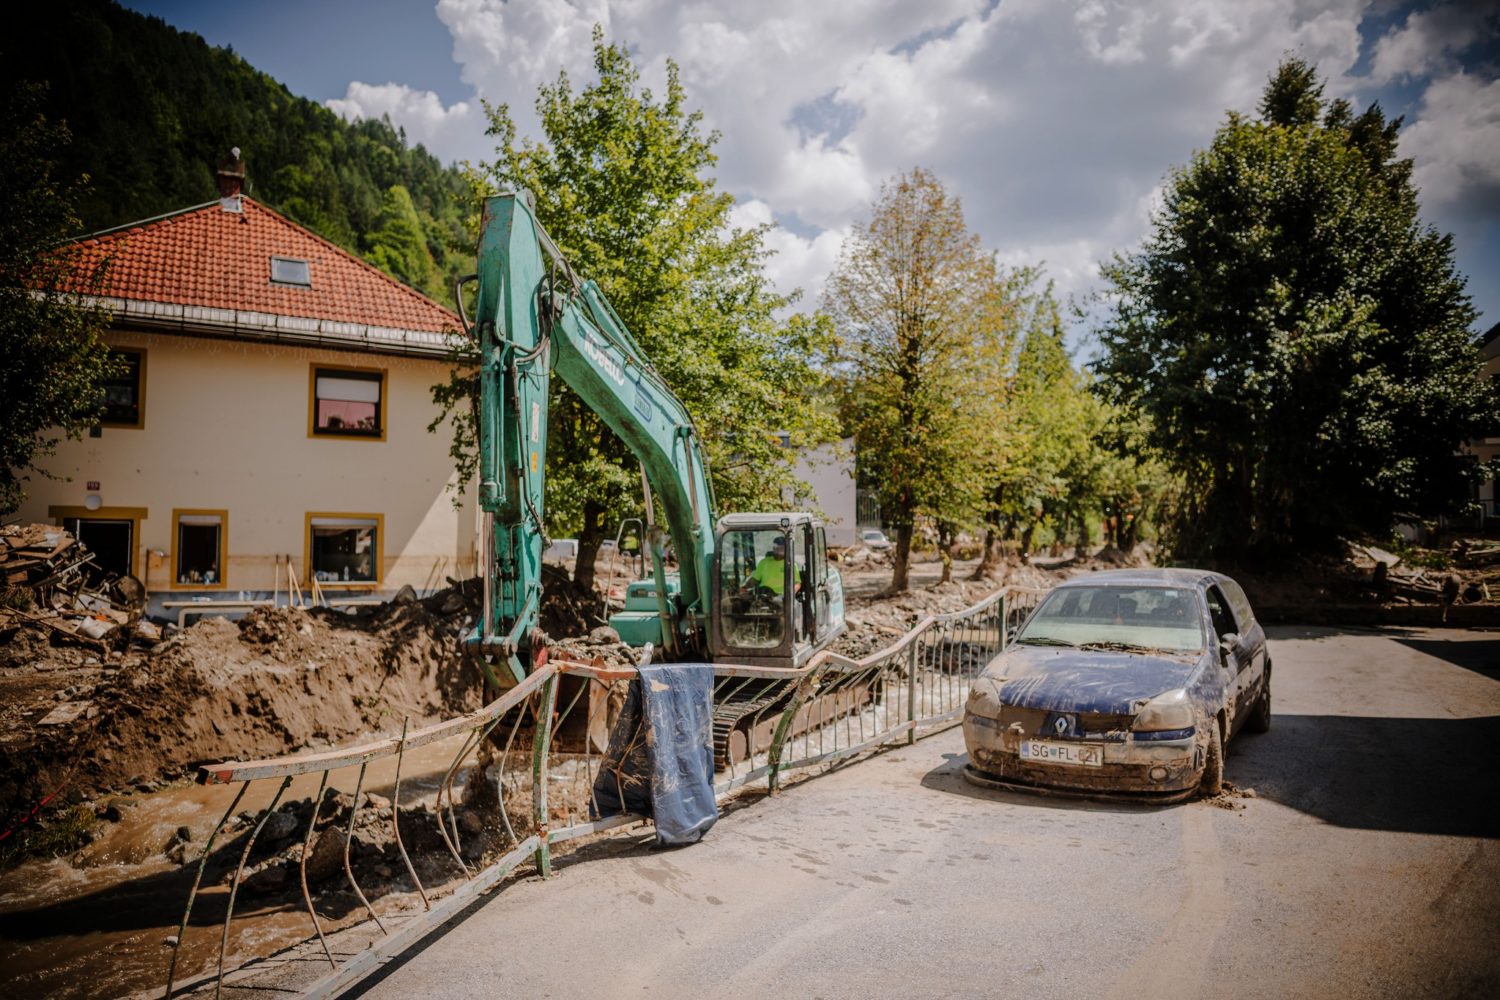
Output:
710,675,881,769
711,688,792,769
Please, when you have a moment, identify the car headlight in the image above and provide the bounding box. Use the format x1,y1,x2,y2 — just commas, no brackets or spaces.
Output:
1132,688,1194,732
967,676,1003,716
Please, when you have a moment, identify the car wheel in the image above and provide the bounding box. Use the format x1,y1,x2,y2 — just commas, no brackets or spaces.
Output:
1245,667,1271,734
1198,719,1224,797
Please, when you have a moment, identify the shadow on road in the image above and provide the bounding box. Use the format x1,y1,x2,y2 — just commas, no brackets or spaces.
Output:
1392,636,1500,680
918,752,1168,815
1228,713,1500,838
921,716,1500,840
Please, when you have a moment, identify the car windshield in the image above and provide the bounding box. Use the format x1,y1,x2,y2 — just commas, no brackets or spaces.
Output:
1016,585,1204,653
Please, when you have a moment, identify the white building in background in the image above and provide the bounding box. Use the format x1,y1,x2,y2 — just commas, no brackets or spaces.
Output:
786,437,859,547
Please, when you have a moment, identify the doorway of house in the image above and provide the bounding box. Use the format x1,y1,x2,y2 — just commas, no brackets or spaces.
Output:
63,516,134,586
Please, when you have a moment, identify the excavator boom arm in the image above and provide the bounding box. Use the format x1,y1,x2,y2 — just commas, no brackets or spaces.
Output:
468,192,715,681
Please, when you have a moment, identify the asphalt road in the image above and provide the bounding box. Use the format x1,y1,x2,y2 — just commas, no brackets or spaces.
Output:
356,626,1500,1000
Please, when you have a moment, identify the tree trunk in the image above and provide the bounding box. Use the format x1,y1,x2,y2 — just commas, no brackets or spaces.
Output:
1076,518,1090,560
890,521,913,593
1019,523,1035,565
970,526,998,580
937,521,954,584
573,498,609,591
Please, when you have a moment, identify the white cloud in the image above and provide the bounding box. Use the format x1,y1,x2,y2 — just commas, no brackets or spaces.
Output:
1402,71,1500,210
338,0,1499,327
327,82,485,163
729,199,848,305
1369,1,1486,84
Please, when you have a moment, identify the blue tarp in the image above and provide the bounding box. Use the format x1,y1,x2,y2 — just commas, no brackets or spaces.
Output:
591,662,719,846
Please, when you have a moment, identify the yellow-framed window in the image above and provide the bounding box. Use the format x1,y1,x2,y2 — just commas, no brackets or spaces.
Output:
305,512,383,587
308,364,387,440
171,509,228,589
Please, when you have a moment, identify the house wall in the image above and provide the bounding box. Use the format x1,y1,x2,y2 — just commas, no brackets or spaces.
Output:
788,438,858,547
1473,347,1500,519
16,329,477,610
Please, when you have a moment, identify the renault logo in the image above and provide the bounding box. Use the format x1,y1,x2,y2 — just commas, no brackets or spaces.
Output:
1053,716,1069,735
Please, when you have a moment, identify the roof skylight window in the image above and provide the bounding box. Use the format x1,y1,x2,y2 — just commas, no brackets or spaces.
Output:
270,255,311,287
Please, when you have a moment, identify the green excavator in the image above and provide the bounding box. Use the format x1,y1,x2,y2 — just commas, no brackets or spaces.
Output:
458,192,847,761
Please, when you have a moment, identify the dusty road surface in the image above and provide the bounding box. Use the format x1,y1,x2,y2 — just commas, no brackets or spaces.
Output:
347,626,1498,1000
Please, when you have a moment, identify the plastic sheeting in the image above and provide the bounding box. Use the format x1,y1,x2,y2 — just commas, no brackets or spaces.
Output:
591,663,719,846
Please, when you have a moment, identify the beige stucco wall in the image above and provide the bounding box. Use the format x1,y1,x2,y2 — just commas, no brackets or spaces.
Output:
16,329,477,596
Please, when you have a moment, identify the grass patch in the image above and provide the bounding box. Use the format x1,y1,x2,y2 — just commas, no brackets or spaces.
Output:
0,804,97,871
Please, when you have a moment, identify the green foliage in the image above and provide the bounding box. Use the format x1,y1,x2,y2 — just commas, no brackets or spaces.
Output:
825,169,1003,589
1096,58,1495,566
3,0,471,297
366,185,441,298
0,84,119,515
442,28,835,583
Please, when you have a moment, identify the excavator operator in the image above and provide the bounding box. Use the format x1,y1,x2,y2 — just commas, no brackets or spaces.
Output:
743,535,788,597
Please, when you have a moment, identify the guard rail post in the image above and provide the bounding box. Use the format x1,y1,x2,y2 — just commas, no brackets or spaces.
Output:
906,637,919,745
531,672,558,878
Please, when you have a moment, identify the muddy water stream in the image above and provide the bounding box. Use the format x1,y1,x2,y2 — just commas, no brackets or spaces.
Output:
0,733,489,1000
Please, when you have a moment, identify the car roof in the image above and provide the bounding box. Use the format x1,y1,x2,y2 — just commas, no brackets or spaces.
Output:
1053,567,1222,589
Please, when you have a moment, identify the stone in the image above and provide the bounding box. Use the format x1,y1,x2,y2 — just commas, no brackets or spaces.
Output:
260,811,299,841
304,827,348,882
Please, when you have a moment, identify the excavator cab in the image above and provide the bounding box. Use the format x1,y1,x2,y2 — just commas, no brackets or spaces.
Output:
711,513,845,668
606,512,846,668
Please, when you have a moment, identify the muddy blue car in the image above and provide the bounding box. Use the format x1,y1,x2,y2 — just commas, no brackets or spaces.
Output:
963,568,1270,802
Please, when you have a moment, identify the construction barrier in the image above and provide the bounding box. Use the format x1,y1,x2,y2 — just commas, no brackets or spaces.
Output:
164,584,1048,998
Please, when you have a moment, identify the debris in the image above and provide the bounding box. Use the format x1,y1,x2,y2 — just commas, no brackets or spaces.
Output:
37,701,96,726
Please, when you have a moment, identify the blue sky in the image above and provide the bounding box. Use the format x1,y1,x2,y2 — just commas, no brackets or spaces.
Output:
124,1,1499,337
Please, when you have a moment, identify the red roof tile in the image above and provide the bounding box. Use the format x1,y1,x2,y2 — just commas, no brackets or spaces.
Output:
63,197,460,336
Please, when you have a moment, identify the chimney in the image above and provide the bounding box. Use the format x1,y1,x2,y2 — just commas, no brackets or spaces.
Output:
217,147,245,211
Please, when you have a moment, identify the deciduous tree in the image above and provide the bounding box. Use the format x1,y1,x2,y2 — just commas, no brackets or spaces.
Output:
0,86,117,515
1097,59,1495,565
825,169,1000,591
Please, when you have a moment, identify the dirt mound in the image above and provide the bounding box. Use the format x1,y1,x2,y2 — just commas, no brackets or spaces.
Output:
1,590,485,832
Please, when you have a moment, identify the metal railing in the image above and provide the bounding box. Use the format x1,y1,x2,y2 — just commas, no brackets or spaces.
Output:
163,585,1047,998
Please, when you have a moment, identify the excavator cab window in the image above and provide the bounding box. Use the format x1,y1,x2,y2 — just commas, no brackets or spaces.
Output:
719,527,790,650
813,526,831,636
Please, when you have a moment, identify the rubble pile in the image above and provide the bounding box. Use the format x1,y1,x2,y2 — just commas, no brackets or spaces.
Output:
0,524,150,654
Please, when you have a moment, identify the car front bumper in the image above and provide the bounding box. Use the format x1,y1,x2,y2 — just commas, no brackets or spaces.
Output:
962,711,1203,798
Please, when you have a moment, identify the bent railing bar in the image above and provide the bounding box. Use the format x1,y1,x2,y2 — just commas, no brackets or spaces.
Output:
342,761,387,935
164,780,248,999
389,719,430,911
531,673,559,877
493,700,525,846
433,726,480,880
298,770,336,970
217,774,292,999
197,666,557,785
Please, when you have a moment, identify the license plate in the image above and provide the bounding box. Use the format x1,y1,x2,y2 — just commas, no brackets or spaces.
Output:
1020,739,1103,768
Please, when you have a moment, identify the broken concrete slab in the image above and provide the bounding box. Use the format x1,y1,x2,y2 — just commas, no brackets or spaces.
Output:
38,701,97,726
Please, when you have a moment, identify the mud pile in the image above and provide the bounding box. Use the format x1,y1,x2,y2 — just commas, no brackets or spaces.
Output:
0,587,486,831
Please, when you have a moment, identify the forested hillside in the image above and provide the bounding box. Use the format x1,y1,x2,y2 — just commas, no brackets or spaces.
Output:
3,0,471,301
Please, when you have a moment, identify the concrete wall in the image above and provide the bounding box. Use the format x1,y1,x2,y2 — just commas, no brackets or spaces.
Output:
787,438,857,547
16,329,476,610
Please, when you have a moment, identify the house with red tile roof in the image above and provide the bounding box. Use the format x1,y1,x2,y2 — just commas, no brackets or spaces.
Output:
17,153,477,615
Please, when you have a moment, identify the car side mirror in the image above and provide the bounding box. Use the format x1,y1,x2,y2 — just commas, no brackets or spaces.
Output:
1219,632,1240,658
